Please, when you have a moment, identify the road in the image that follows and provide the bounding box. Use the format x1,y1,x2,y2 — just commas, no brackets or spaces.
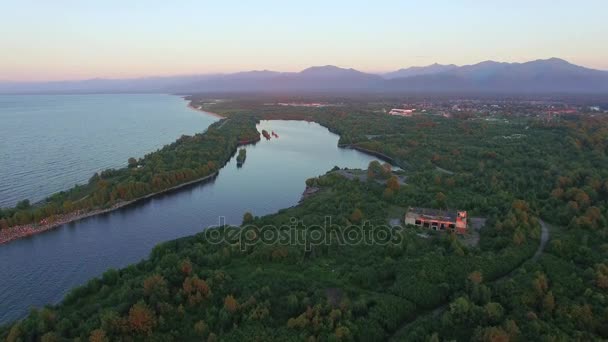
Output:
533,219,550,261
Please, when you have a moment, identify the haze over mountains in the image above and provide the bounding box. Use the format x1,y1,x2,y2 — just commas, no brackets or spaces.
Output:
2,58,607,94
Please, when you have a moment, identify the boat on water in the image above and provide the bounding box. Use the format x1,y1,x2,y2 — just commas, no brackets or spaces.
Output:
271,131,279,138
262,130,271,140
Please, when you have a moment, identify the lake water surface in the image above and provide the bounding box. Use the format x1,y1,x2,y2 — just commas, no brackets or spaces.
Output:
0,117,378,324
0,94,217,207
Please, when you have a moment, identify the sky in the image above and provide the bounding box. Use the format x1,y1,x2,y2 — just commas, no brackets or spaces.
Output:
2,0,607,81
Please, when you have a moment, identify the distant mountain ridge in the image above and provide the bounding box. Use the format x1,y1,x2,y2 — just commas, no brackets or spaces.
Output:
2,58,607,94
383,63,458,79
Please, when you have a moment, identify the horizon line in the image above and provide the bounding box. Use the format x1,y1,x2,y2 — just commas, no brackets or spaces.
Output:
2,57,606,84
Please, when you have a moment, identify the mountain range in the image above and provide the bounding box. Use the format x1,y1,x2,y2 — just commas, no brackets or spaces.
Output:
2,58,607,94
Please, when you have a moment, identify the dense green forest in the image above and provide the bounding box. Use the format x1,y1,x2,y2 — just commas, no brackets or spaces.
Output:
0,170,541,341
0,117,260,230
2,97,607,340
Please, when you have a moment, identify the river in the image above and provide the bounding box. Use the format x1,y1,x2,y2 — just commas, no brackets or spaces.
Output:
0,118,378,324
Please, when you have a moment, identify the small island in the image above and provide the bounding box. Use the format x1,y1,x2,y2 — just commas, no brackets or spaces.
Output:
236,148,247,167
261,129,271,140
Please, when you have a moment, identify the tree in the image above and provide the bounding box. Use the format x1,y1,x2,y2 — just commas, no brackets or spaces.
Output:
387,175,400,191
143,274,168,299
89,329,109,342
436,192,447,208
542,291,555,314
128,302,156,335
367,161,380,179
180,259,192,276
128,157,138,168
243,212,254,224
194,320,208,337
350,208,363,224
484,302,504,323
224,295,239,314
468,271,483,285
477,326,509,342
16,199,30,210
383,188,394,200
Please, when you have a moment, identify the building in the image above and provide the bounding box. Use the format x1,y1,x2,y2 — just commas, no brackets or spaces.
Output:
405,207,467,234
389,108,415,117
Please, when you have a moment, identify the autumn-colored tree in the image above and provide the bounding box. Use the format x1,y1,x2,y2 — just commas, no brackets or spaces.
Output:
89,329,109,342
504,319,520,339
180,259,192,276
242,211,254,224
382,162,392,175
533,273,549,296
183,276,211,298
367,161,381,179
334,325,351,340
512,199,529,212
383,188,394,200
571,304,594,330
143,274,168,298
445,177,456,187
387,175,400,191
513,229,526,245
434,175,442,185
478,326,509,342
350,208,363,224
551,188,564,199
128,302,156,335
468,271,483,285
224,295,239,313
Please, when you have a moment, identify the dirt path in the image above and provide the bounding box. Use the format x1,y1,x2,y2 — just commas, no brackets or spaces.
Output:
533,219,550,261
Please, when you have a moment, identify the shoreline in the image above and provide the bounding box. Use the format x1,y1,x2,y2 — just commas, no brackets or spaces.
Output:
0,113,389,246
0,98,235,246
184,100,226,119
0,131,261,246
0,171,220,245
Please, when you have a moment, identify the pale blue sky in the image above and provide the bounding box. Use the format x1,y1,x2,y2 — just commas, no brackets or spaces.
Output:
2,0,607,81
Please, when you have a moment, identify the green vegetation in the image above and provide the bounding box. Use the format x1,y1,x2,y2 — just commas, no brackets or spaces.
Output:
2,97,608,340
0,172,539,341
236,148,247,166
0,118,260,231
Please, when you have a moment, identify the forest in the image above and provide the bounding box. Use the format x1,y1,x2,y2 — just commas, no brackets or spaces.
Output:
1,96,607,341
0,169,542,341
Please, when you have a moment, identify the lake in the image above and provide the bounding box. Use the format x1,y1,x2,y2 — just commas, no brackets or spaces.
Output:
0,116,378,324
0,94,217,208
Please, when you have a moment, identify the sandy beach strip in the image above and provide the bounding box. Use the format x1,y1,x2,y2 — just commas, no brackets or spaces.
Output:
186,102,226,119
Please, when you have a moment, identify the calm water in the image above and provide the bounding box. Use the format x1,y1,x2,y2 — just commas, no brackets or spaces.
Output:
0,119,377,324
0,94,217,207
